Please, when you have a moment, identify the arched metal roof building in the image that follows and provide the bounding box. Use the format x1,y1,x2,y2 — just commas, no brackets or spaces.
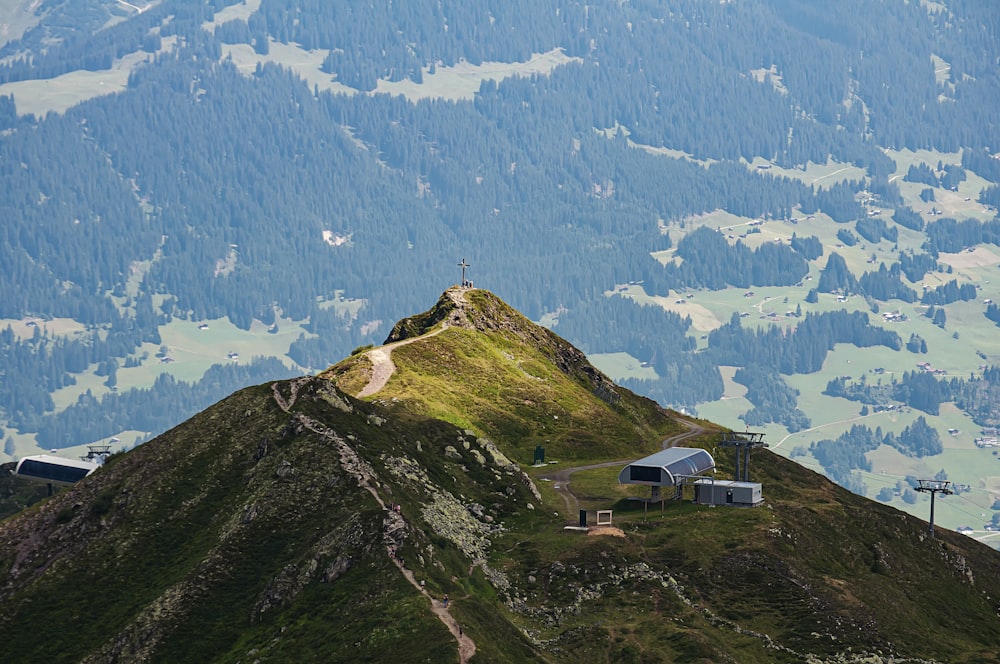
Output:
618,447,715,487
15,455,99,486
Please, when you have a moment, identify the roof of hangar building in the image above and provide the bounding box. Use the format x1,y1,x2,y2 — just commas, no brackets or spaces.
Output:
618,447,715,487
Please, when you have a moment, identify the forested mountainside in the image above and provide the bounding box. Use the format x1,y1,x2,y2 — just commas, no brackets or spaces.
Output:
3,289,1000,663
1,0,1000,530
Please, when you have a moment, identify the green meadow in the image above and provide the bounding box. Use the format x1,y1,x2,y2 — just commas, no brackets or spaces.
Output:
0,0,43,49
588,351,658,382
745,157,867,189
39,314,310,427
615,147,1000,533
3,0,578,121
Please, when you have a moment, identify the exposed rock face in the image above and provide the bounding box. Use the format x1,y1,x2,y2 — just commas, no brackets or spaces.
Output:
383,290,462,343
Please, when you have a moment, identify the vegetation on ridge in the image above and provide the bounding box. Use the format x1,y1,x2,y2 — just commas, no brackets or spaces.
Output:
327,289,682,462
2,291,1000,662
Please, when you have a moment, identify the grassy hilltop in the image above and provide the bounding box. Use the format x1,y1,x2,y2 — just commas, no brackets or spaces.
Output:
1,289,999,663
324,288,683,462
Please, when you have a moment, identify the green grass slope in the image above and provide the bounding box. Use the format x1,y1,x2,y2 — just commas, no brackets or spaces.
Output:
0,376,547,663
325,288,683,463
1,289,999,663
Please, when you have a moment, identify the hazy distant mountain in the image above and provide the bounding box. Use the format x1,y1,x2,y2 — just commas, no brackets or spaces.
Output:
1,0,999,528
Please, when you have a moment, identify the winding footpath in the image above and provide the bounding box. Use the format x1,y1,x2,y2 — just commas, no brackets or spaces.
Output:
356,323,448,398
540,418,705,518
271,379,476,663
274,284,695,659
356,285,474,398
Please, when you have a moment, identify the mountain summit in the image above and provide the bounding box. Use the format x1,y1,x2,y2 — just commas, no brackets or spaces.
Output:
323,287,676,460
1,289,999,663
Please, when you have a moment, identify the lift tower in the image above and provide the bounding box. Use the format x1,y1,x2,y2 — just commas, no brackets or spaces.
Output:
915,479,953,537
718,431,767,482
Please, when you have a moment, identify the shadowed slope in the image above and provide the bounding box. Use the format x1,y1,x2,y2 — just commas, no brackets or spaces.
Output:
0,378,540,663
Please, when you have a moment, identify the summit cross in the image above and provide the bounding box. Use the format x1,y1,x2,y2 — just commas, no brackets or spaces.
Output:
458,258,471,286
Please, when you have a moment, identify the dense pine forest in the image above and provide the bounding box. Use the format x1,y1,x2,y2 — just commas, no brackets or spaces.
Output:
1,0,999,525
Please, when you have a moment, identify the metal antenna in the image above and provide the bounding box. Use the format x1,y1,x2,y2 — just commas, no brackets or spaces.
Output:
914,479,953,537
458,258,471,287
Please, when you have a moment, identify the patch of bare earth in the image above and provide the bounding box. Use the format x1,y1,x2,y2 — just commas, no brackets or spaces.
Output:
355,320,451,398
